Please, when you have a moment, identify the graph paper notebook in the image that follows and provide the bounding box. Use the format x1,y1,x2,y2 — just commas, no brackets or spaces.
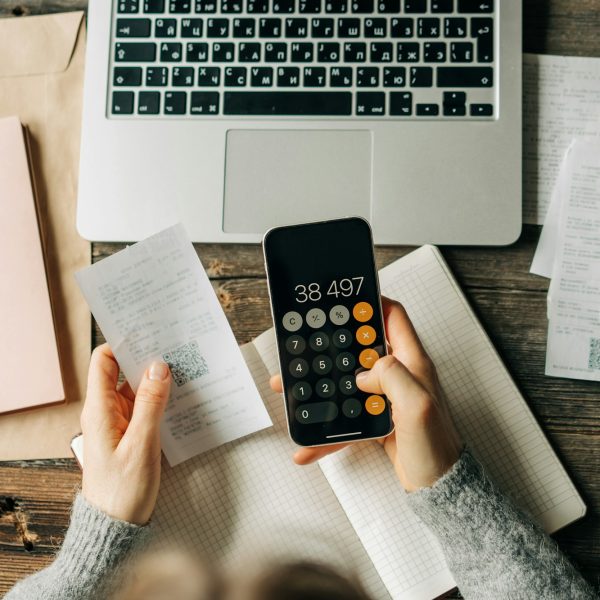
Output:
153,244,585,600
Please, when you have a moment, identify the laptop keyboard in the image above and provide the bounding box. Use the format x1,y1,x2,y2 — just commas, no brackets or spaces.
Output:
109,0,496,118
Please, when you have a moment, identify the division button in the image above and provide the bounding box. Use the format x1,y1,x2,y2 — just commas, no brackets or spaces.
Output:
295,401,338,424
312,355,333,375
332,328,353,348
342,397,362,418
309,331,330,351
282,311,303,332
336,351,356,372
306,307,327,328
289,357,309,378
356,324,376,345
329,304,350,325
315,378,336,398
365,394,386,415
353,301,373,322
339,374,357,395
285,334,306,355
292,381,312,401
359,347,379,368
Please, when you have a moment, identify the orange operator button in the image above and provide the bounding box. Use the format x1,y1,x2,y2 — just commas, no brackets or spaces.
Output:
365,395,386,415
359,348,379,369
353,301,373,322
356,324,376,345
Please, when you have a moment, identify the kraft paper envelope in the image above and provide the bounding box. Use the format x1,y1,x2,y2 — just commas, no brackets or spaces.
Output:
0,12,91,459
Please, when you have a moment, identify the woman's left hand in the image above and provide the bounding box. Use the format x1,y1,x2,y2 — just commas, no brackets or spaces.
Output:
80,344,171,525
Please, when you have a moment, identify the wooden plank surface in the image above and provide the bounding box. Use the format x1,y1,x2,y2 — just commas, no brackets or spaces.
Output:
1,0,600,596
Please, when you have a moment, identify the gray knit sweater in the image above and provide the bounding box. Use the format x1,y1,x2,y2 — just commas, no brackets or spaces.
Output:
4,450,597,600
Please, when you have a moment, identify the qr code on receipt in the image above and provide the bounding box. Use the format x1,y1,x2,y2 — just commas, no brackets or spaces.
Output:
163,341,209,387
588,337,600,371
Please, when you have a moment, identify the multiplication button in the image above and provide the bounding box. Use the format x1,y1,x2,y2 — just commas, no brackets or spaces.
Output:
289,358,309,378
285,334,306,355
329,305,350,325
282,311,302,332
356,324,376,345
306,307,326,328
292,381,312,401
336,352,356,372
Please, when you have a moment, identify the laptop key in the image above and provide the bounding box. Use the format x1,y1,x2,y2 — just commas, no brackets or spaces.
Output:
278,66,301,86
170,0,192,11
207,18,229,36
286,18,309,37
370,42,393,62
155,18,177,36
259,18,282,36
273,0,295,11
191,91,220,114
351,0,374,13
318,42,341,61
470,103,493,116
417,18,440,37
116,18,152,37
186,42,209,61
390,17,413,37
212,42,235,61
195,0,217,11
458,0,492,12
222,0,243,12
383,66,405,86
443,91,465,104
330,66,353,86
450,41,473,62
138,91,161,113
364,18,386,37
303,66,326,86
225,66,247,85
437,66,492,86
424,42,445,62
344,42,367,62
118,0,139,13
389,91,412,115
251,66,274,85
356,92,385,115
416,103,439,115
396,42,419,62
114,66,143,86
403,0,426,13
164,91,187,114
181,18,204,36
239,42,262,61
233,18,256,36
472,17,493,62
223,91,352,115
173,66,195,85
312,18,335,36
146,66,168,85
247,0,269,12
299,0,321,13
115,42,157,62
143,0,165,12
377,0,400,13
431,0,452,12
443,104,465,116
112,91,134,113
160,42,183,61
444,17,466,36
357,67,379,87
291,42,314,62
198,66,221,85
325,0,347,12
410,66,432,86
338,18,361,37
265,42,287,61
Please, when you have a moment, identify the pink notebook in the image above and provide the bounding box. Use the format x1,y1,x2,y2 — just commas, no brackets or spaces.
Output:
0,116,64,414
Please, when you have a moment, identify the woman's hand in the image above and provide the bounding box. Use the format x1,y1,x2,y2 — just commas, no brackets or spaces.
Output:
270,298,462,492
80,344,171,525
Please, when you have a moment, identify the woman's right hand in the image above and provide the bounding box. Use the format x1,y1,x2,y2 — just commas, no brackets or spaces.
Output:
270,298,463,492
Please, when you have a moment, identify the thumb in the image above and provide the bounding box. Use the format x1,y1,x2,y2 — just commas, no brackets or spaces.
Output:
128,361,171,444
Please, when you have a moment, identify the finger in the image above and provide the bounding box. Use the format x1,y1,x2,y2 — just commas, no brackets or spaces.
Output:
127,362,171,445
118,380,136,402
269,374,283,394
293,442,350,465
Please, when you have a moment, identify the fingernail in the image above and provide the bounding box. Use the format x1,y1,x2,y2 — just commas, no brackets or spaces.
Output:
356,371,368,382
149,361,169,381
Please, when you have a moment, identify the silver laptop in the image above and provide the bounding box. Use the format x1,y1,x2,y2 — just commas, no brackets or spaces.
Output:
77,0,521,244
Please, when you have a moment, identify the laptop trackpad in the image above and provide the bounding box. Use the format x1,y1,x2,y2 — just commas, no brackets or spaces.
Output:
223,130,372,233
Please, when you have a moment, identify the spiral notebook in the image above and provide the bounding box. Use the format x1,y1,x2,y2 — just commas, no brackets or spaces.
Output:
152,245,586,600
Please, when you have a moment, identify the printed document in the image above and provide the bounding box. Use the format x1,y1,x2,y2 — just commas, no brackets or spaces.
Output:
523,53,600,224
76,224,272,465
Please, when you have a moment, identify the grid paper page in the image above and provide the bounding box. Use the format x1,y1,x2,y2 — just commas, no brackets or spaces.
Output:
153,339,390,600
318,245,586,599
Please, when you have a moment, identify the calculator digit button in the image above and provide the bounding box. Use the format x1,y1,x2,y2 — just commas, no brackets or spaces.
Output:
295,401,338,424
289,358,309,378
285,334,306,355
352,301,373,322
339,374,357,395
332,328,352,348
292,381,312,401
356,324,376,345
365,394,386,415
342,397,362,418
336,351,356,372
282,311,303,332
312,355,333,375
306,307,327,328
329,304,350,325
359,347,379,368
309,331,330,351
315,378,336,398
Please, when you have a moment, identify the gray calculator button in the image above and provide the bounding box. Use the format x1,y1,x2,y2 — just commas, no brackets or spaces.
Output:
342,398,362,418
289,358,309,378
339,374,357,395
315,378,336,398
332,328,352,349
282,311,303,332
285,334,306,355
295,401,338,424
312,355,333,375
336,352,356,372
309,331,330,351
292,381,312,401
329,304,350,325
306,307,326,328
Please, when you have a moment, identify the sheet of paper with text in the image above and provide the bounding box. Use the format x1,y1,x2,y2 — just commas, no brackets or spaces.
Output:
75,224,272,465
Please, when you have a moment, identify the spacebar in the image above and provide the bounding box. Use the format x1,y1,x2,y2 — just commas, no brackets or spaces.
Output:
224,92,352,116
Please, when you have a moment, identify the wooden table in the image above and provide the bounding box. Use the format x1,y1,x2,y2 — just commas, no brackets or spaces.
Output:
1,1,599,595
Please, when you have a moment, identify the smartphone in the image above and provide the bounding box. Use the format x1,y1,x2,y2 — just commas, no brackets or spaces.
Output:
263,217,393,447
70,433,84,469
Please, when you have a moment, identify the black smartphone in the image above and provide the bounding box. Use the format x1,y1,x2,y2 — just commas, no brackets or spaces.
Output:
263,217,393,447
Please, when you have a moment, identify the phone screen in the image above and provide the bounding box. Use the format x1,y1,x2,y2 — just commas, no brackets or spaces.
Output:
263,217,393,446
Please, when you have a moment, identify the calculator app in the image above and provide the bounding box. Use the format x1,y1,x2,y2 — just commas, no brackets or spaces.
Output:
264,217,393,446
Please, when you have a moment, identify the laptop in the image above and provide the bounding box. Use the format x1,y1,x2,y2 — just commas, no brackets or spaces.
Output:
77,0,521,245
